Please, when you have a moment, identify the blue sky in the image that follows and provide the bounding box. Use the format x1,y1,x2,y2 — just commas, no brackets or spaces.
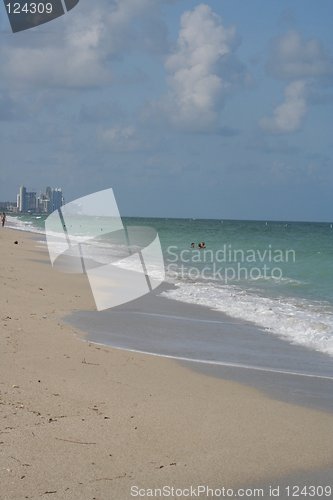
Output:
0,0,332,221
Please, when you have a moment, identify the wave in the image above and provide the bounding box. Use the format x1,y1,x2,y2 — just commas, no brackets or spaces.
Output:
6,215,45,234
161,281,333,357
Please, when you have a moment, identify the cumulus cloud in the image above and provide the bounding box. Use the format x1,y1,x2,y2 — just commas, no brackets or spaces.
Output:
261,31,333,134
267,31,333,80
2,10,110,88
160,4,245,131
260,80,307,134
0,0,170,89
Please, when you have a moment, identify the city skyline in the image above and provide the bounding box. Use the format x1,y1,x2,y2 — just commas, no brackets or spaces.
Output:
0,185,64,214
18,185,64,214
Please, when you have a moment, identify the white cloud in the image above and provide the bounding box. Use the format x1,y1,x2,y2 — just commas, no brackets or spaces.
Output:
260,80,307,134
0,0,170,89
160,4,244,131
2,10,109,88
267,31,333,80
261,30,333,134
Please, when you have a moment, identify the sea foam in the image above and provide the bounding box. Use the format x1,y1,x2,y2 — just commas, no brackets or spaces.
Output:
162,281,333,357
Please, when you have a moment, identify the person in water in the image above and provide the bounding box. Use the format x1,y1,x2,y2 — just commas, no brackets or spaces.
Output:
198,241,206,249
191,242,195,248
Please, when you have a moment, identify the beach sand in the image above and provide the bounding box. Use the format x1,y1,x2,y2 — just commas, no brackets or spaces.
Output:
1,227,333,499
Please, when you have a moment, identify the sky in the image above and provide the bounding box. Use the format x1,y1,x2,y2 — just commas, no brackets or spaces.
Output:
0,0,332,221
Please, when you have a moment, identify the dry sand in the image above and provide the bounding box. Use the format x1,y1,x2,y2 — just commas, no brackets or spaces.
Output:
1,227,333,499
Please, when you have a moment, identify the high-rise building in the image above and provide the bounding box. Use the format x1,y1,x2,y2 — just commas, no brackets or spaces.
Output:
46,186,52,202
37,194,50,214
50,188,63,212
18,186,27,212
26,191,37,211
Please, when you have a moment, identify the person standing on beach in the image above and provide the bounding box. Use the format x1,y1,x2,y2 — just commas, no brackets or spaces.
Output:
1,212,6,228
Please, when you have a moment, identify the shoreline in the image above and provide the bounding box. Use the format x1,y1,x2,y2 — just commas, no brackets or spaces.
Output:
67,281,333,412
1,227,333,499
68,299,333,413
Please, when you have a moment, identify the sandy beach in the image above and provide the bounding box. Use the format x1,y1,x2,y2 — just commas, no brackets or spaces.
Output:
1,226,333,500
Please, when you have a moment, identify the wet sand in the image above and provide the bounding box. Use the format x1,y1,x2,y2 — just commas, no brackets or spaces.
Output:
69,289,333,412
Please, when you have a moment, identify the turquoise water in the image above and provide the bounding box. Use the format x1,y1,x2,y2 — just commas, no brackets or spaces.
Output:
8,214,333,356
131,217,333,303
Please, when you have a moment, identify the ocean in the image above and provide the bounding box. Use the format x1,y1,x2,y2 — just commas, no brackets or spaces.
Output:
7,213,333,359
